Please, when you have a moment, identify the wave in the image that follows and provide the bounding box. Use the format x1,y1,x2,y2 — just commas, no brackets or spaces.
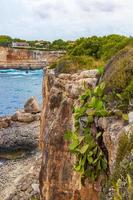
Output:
0,69,43,76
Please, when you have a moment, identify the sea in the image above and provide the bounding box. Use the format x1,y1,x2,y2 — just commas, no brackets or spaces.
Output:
0,69,43,116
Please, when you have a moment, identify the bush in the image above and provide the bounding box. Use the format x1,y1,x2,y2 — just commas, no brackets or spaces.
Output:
50,55,104,73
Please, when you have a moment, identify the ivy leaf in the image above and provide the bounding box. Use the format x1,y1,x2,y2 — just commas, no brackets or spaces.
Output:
79,144,89,154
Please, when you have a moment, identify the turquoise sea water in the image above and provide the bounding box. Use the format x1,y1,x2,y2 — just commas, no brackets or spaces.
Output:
0,69,43,116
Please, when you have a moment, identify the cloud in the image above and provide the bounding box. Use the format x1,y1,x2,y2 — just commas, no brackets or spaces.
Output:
35,1,68,19
77,0,119,13
0,0,133,40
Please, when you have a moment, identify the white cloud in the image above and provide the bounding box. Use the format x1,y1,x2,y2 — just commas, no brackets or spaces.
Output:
0,0,133,40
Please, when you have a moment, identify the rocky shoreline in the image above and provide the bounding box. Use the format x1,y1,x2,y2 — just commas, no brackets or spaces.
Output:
0,97,41,200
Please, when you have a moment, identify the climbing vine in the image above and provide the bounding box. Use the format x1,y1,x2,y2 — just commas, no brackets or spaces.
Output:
65,81,109,183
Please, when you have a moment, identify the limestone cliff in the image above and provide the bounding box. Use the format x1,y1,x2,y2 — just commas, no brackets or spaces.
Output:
39,69,101,200
0,47,65,69
39,68,133,200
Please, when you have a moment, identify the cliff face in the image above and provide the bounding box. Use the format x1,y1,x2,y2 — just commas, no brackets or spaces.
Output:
39,69,133,200
0,47,64,69
39,69,100,200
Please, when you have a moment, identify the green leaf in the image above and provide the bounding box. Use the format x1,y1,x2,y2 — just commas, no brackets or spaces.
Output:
96,132,102,139
94,82,106,97
81,154,87,166
97,66,104,75
79,144,89,154
88,151,93,157
88,97,96,108
93,146,98,155
74,164,82,172
69,140,79,151
100,82,106,91
71,132,78,141
87,156,93,164
122,114,129,121
96,109,108,117
116,93,123,100
95,100,103,110
78,136,85,144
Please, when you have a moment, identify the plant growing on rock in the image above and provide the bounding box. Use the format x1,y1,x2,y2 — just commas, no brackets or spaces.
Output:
113,175,133,200
65,82,108,183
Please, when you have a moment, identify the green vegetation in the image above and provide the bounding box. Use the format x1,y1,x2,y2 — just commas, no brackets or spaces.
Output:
101,128,133,200
50,34,133,73
50,55,104,73
113,175,133,200
103,47,133,111
0,35,12,47
65,82,108,183
68,35,131,61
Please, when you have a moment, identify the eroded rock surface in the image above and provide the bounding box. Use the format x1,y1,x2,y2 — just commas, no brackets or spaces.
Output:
0,121,40,152
11,111,40,123
0,151,41,200
39,69,99,200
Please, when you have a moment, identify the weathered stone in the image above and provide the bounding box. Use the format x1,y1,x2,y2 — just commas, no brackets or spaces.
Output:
102,117,125,172
39,69,100,200
0,117,11,129
0,121,40,151
11,111,40,123
128,111,133,124
79,69,99,79
0,152,41,200
24,97,40,114
31,183,40,193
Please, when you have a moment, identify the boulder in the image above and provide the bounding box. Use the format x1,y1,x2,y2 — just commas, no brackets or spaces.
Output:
0,117,11,129
0,121,40,151
24,97,40,114
11,111,40,123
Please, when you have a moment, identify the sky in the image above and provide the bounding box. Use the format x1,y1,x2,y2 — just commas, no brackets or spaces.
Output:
0,0,133,41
